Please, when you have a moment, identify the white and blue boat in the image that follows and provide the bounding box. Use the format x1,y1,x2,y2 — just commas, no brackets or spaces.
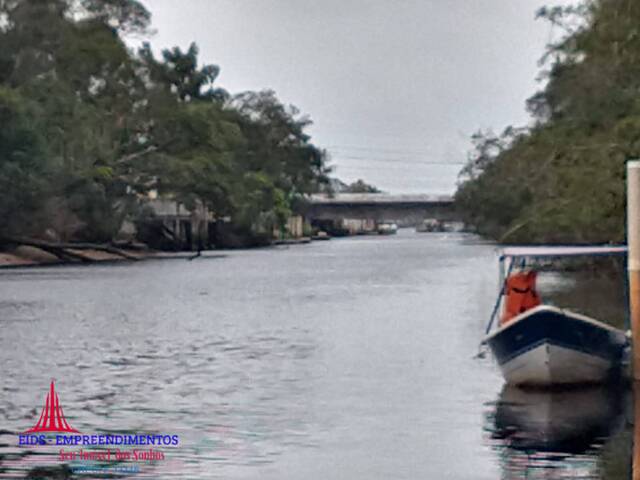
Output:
483,246,629,387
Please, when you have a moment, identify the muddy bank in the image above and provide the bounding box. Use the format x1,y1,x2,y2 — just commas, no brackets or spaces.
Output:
0,236,315,268
0,244,150,268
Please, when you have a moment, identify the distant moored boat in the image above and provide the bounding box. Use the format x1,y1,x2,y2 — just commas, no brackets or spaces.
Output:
415,218,444,233
377,223,398,235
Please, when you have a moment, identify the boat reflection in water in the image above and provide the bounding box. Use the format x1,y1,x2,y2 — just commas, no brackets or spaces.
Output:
485,385,632,479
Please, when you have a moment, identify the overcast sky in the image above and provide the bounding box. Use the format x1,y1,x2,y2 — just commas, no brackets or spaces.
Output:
136,0,572,194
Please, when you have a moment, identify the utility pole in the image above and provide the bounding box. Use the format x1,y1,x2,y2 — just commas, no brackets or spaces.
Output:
627,160,640,480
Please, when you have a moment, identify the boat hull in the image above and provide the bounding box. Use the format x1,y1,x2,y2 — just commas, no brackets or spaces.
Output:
485,306,627,387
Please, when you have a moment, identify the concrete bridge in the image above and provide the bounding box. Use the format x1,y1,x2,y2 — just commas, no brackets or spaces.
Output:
307,193,458,229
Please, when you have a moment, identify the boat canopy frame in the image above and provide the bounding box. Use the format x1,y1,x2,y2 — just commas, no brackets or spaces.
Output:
500,245,627,260
483,245,628,336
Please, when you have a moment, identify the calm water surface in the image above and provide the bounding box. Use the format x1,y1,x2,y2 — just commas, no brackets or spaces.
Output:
0,231,631,478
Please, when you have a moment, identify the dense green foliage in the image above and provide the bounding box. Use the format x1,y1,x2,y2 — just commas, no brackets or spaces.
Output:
456,0,640,244
0,0,328,243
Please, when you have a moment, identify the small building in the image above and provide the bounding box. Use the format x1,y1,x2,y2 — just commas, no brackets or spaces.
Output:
142,198,214,251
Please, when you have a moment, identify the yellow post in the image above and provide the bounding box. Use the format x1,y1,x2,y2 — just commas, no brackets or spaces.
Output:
628,161,640,480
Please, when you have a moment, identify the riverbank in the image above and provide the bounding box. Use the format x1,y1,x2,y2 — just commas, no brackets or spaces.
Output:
0,244,150,268
0,237,316,268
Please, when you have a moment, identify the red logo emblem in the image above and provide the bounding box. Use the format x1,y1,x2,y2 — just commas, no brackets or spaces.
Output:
24,381,79,433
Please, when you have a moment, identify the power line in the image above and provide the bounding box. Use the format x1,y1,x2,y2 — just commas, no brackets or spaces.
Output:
331,164,463,171
325,144,466,166
329,155,464,166
327,144,440,156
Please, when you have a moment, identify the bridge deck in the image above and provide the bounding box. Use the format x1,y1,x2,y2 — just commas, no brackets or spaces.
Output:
309,193,454,205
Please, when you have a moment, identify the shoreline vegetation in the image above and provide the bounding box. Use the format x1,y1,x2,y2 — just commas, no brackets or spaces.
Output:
0,0,332,255
10,1,636,258
455,0,640,246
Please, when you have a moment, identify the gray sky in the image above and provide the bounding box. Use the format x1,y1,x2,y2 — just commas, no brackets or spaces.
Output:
137,0,571,194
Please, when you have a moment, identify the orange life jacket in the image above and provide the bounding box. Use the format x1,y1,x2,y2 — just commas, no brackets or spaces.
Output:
500,271,541,325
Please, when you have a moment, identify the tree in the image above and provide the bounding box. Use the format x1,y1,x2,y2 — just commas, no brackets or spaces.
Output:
0,0,329,247
223,90,327,233
0,87,49,236
456,0,640,244
142,42,228,102
0,0,156,240
344,179,380,193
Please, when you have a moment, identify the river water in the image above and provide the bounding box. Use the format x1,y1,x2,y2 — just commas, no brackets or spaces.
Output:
0,230,632,479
